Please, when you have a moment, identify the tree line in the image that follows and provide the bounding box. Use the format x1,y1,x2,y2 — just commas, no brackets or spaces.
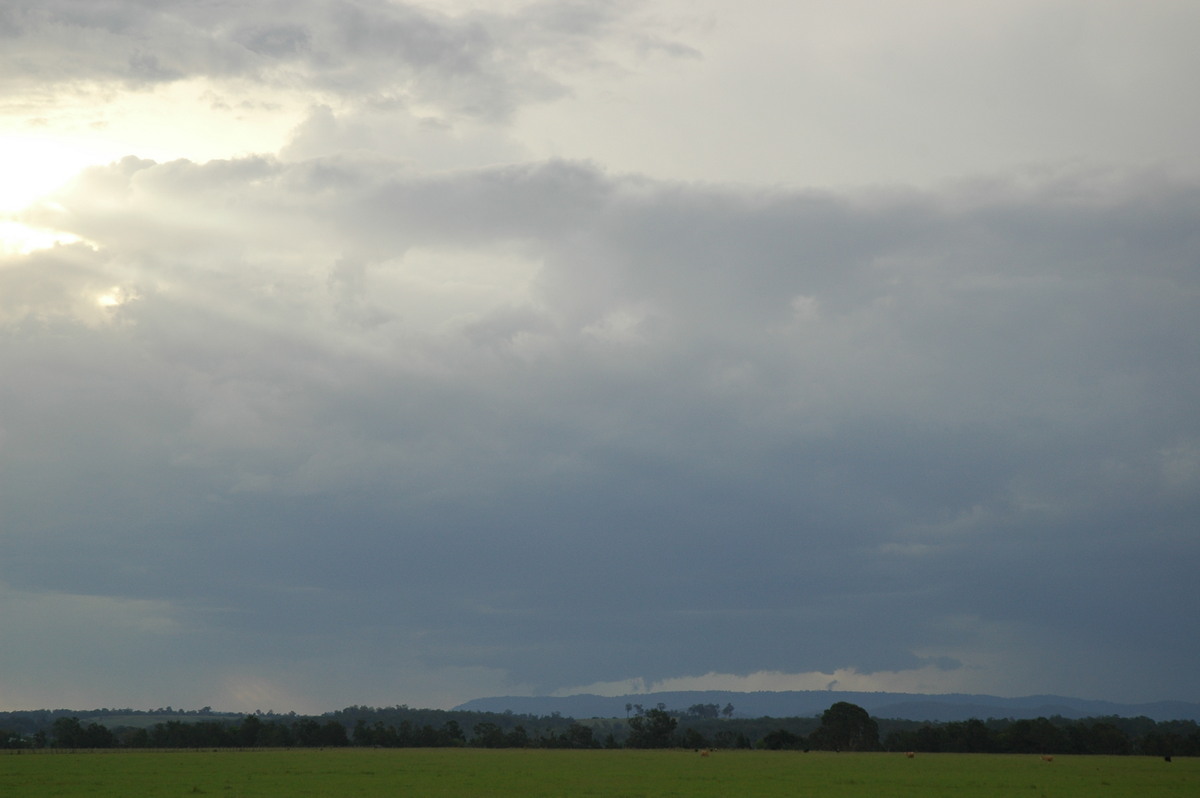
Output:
753,704,1200,757
881,715,1200,757
1,702,1196,755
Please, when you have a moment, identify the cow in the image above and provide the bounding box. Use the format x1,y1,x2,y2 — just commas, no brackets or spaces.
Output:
905,751,915,759
1040,755,1054,763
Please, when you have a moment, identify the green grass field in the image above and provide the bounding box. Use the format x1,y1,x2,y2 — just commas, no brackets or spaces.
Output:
1,749,1194,797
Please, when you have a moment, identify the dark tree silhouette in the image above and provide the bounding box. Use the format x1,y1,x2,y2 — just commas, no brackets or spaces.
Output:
809,702,880,751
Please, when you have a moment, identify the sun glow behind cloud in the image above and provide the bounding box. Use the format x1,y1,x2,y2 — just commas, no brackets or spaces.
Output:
0,79,305,254
0,135,100,213
0,220,80,255
0,135,102,253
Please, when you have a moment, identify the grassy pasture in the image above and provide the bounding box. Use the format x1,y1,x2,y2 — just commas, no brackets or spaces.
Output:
0,748,1194,797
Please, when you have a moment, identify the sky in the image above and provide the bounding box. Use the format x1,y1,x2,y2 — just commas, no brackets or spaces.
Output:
1,0,1198,714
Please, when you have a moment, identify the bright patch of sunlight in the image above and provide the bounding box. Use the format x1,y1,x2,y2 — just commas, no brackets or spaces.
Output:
0,220,81,255
0,135,110,213
0,134,103,254
95,286,137,308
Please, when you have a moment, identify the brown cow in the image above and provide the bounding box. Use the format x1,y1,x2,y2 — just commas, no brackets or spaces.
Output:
1040,755,1054,763
905,751,915,759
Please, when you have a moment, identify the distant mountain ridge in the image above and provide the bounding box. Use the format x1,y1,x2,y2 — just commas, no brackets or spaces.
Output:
454,690,1200,722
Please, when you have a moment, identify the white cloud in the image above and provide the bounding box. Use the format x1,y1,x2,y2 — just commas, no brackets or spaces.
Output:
651,667,973,696
514,0,1200,187
554,657,1019,700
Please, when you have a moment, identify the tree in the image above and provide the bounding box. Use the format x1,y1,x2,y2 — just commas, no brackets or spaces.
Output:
237,714,263,747
440,720,466,746
50,717,114,748
759,728,803,750
714,729,752,749
51,717,85,748
626,708,677,748
318,720,349,747
998,717,1065,754
51,715,85,748
1069,722,1130,755
561,723,595,749
809,702,880,752
293,719,322,746
471,722,508,748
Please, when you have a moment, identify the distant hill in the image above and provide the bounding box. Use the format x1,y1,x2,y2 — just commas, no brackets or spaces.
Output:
454,690,1200,722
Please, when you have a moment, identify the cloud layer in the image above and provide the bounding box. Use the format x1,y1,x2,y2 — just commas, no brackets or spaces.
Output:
1,1,1198,711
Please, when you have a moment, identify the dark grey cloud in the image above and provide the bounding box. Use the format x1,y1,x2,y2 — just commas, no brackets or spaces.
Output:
2,151,1197,708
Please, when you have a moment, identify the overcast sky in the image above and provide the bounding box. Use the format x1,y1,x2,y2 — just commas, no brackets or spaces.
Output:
1,0,1198,714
